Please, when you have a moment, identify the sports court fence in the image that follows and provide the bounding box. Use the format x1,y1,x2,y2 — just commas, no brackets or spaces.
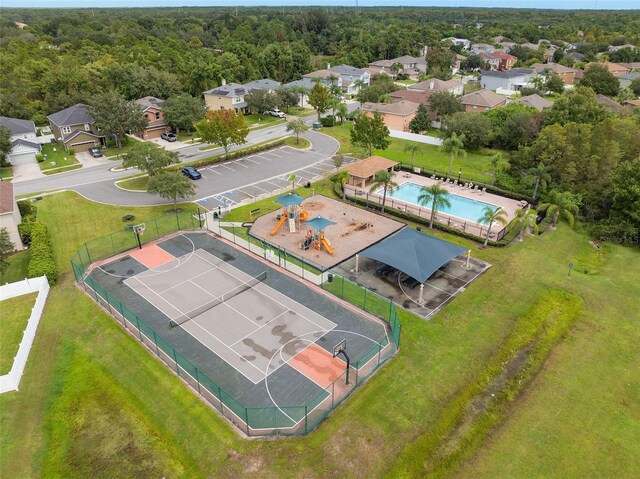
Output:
71,211,401,436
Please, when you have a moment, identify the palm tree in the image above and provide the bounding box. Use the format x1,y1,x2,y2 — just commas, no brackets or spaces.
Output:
368,170,399,213
537,190,581,228
288,173,296,192
489,153,510,186
403,143,422,169
514,208,539,241
390,62,404,79
378,93,391,103
290,85,309,108
353,79,367,93
526,162,552,199
478,206,508,247
417,184,451,229
439,132,467,176
336,103,349,124
334,170,350,200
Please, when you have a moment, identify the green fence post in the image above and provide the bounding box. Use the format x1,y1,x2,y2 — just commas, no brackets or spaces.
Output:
245,408,250,435
389,299,393,322
341,275,344,298
172,348,180,374
84,242,92,264
133,316,143,341
364,287,367,311
152,330,160,356
304,405,308,434
194,368,201,394
110,234,115,255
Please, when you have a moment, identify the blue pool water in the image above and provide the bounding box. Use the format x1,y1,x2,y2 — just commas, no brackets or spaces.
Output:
380,182,498,223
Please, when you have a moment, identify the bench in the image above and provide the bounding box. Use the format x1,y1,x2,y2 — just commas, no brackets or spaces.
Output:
122,214,135,222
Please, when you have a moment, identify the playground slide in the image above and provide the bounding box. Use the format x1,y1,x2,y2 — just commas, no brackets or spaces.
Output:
300,209,308,222
270,215,287,235
321,238,335,255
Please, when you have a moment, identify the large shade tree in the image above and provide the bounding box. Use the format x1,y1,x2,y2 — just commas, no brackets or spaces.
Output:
162,94,207,134
122,142,180,176
147,171,196,209
195,109,249,156
350,112,391,156
88,92,147,149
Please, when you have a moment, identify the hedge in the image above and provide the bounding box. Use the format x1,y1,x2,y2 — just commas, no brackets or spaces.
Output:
170,140,286,171
27,222,58,285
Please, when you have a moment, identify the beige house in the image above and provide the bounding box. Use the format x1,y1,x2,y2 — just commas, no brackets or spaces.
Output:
135,97,170,139
459,89,507,112
585,62,631,77
530,62,580,85
47,104,104,153
361,101,419,132
204,79,281,113
0,182,24,251
408,78,464,95
343,156,399,189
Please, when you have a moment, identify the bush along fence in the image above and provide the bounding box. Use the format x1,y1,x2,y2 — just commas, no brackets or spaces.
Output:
171,139,286,171
19,221,58,285
71,210,401,437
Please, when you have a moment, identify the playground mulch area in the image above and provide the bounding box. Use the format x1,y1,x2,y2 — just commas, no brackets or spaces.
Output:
249,195,404,270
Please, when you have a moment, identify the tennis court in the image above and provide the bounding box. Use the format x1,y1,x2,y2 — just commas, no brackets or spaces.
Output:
84,232,397,435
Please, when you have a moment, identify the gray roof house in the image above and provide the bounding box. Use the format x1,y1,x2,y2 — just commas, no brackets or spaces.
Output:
0,116,41,165
243,79,281,92
511,94,553,111
618,72,640,89
47,103,104,153
328,64,370,93
480,68,534,92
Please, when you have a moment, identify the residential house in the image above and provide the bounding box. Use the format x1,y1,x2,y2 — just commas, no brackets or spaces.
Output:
511,94,553,111
388,90,435,122
586,62,631,77
0,182,24,251
328,65,370,94
499,42,516,52
361,101,419,132
480,69,534,93
471,43,495,55
442,37,471,50
283,77,318,108
489,51,517,71
623,99,640,107
460,89,507,112
368,56,426,80
134,96,170,140
0,116,41,165
203,78,282,113
47,103,104,153
596,94,623,113
530,62,580,85
479,52,501,71
609,44,637,52
619,62,640,71
408,78,464,96
303,69,343,87
617,72,640,89
452,54,466,75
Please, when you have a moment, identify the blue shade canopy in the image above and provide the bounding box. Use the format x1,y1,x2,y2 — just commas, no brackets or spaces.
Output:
305,216,337,231
276,193,305,207
359,227,467,283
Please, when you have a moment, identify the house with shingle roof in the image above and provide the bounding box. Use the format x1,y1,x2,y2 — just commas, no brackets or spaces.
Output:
134,96,170,140
47,104,104,153
511,94,553,111
0,116,41,165
481,69,534,93
460,89,507,112
0,181,24,250
204,78,283,113
328,65,370,94
530,62,581,85
368,55,427,80
343,156,398,189
408,78,464,95
586,62,631,77
361,101,420,132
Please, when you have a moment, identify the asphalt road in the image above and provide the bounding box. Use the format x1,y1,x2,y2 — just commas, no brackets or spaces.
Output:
15,129,340,207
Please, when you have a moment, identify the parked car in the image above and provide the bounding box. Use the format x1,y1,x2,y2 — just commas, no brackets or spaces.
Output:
88,147,103,158
267,109,286,119
161,132,178,142
181,166,201,180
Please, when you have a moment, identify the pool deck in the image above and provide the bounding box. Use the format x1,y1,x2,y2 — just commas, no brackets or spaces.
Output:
346,172,523,240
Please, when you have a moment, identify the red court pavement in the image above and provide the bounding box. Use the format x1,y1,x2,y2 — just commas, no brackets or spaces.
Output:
289,343,347,389
129,244,175,269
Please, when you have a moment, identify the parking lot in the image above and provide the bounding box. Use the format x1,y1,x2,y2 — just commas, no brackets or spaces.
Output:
196,146,349,211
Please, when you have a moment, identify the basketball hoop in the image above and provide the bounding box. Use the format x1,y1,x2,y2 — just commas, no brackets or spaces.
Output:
133,223,146,249
333,339,350,384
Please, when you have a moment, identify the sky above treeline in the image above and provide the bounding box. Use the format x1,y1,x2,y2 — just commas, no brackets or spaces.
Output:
2,1,638,10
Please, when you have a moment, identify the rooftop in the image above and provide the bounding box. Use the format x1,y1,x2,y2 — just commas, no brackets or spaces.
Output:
47,103,95,127
203,83,248,97
409,78,463,92
329,64,366,76
460,89,506,108
0,181,14,215
361,100,420,116
481,68,533,79
135,96,164,111
0,116,36,135
343,156,399,179
513,94,553,111
243,79,281,91
389,90,431,106
530,62,579,75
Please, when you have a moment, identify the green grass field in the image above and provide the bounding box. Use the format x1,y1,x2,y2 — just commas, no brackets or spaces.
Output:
283,136,311,149
0,188,637,478
321,123,500,182
244,114,285,129
116,176,149,191
39,143,79,171
103,137,144,158
0,293,37,375
0,166,12,179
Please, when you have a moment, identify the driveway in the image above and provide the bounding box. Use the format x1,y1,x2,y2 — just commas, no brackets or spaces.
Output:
11,162,43,182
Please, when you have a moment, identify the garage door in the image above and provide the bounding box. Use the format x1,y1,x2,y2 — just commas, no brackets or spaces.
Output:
146,128,167,139
9,151,37,165
70,140,98,153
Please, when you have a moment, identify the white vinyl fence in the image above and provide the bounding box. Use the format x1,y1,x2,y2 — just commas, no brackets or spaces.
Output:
0,276,50,393
389,130,443,146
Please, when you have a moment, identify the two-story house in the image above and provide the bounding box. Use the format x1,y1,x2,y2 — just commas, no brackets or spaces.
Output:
361,101,419,132
204,79,283,112
460,89,507,112
530,62,580,85
47,103,104,153
480,69,534,93
135,96,170,139
0,116,41,165
328,65,370,94
368,56,426,80
408,78,464,96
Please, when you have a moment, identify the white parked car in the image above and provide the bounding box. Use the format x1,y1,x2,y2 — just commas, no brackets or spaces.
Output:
268,109,286,118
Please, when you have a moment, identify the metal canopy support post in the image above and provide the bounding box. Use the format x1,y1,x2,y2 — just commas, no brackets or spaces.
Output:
466,249,471,268
418,283,425,304
355,254,359,273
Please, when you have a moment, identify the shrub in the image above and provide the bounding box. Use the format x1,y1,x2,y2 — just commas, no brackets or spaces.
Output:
18,223,34,244
17,200,37,221
588,219,639,245
67,148,75,156
27,222,58,285
106,139,117,148
36,153,44,162
177,140,285,170
320,116,336,127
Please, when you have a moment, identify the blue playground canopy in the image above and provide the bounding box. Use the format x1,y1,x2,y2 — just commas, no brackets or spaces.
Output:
276,193,305,207
305,216,337,232
359,227,467,283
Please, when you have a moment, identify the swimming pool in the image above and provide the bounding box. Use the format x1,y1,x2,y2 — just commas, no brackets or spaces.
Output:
380,182,498,223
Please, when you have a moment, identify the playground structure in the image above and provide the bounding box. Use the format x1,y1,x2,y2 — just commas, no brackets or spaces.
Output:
270,193,309,236
301,216,336,255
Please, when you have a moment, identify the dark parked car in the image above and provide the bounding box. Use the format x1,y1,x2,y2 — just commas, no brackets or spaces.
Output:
181,166,201,180
88,147,103,158
161,132,178,142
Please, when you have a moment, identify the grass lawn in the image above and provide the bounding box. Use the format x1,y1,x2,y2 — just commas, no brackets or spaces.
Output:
0,250,30,284
288,106,315,116
395,79,418,85
42,164,83,175
244,114,285,129
0,166,12,179
1,190,638,478
103,137,144,158
176,132,199,143
284,136,310,149
321,122,499,182
0,293,37,375
39,143,79,171
116,176,149,191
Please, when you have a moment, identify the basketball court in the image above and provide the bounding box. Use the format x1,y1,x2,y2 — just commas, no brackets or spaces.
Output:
86,232,395,432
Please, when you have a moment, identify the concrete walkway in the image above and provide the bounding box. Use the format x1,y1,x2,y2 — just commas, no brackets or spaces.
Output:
11,162,44,182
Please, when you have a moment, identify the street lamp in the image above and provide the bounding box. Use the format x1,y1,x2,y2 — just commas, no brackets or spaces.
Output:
458,167,462,183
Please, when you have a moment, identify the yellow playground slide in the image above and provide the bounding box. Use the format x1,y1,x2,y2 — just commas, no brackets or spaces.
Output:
270,215,287,235
321,238,334,255
300,209,308,222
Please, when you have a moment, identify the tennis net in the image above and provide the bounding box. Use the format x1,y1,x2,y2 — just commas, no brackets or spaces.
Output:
169,271,267,327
